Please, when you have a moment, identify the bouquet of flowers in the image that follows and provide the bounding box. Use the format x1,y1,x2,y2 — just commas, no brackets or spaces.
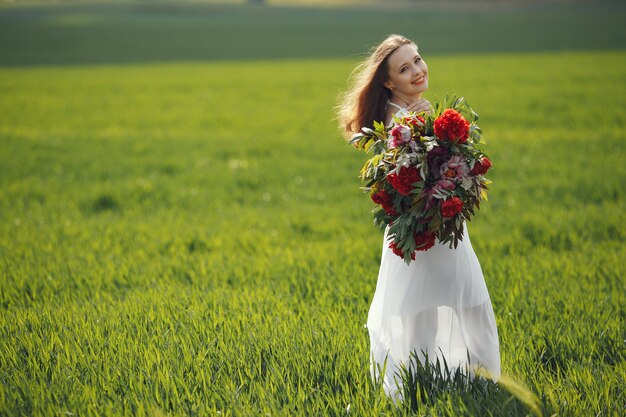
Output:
350,95,492,264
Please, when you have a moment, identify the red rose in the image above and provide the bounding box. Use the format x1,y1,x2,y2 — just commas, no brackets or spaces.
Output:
441,196,463,218
414,231,436,251
470,156,492,176
387,166,421,196
389,241,416,261
434,109,469,143
371,190,397,215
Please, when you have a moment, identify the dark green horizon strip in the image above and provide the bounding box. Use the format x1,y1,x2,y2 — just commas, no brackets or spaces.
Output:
0,2,625,67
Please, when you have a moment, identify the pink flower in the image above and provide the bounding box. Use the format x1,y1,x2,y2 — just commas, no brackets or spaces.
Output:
429,179,456,207
437,179,456,190
389,124,412,149
427,145,449,173
422,187,437,212
439,155,470,181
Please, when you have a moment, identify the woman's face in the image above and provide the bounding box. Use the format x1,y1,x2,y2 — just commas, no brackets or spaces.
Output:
385,44,429,97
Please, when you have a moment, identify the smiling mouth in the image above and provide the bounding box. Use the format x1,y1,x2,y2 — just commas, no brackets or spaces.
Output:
412,77,426,85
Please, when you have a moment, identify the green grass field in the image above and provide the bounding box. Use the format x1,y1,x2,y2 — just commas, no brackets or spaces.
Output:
1,1,625,65
1,1,625,416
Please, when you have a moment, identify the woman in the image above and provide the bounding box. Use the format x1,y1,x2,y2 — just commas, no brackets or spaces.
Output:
337,34,501,402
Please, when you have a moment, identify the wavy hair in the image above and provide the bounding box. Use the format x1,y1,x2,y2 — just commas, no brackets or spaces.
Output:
337,34,416,139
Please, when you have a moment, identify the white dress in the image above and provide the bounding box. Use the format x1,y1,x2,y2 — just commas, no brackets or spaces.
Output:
367,103,501,401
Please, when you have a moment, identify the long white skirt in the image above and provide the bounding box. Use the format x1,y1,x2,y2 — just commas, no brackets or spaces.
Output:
367,226,501,401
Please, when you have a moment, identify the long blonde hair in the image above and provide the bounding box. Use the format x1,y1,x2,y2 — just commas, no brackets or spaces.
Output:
337,34,416,139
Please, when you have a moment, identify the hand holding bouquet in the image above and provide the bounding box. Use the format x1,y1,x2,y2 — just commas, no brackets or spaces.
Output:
350,95,492,264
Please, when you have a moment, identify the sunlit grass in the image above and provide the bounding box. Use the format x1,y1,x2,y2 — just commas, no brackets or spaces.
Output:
0,51,625,416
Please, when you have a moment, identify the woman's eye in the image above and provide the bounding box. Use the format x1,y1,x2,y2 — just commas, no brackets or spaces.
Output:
401,67,407,72
415,57,421,63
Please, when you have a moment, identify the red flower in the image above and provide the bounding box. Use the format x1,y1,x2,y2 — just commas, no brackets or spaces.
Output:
387,166,421,196
434,109,469,143
405,115,426,132
441,196,463,218
414,231,436,251
470,156,492,176
371,190,397,215
389,241,416,261
371,189,390,205
389,230,436,260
